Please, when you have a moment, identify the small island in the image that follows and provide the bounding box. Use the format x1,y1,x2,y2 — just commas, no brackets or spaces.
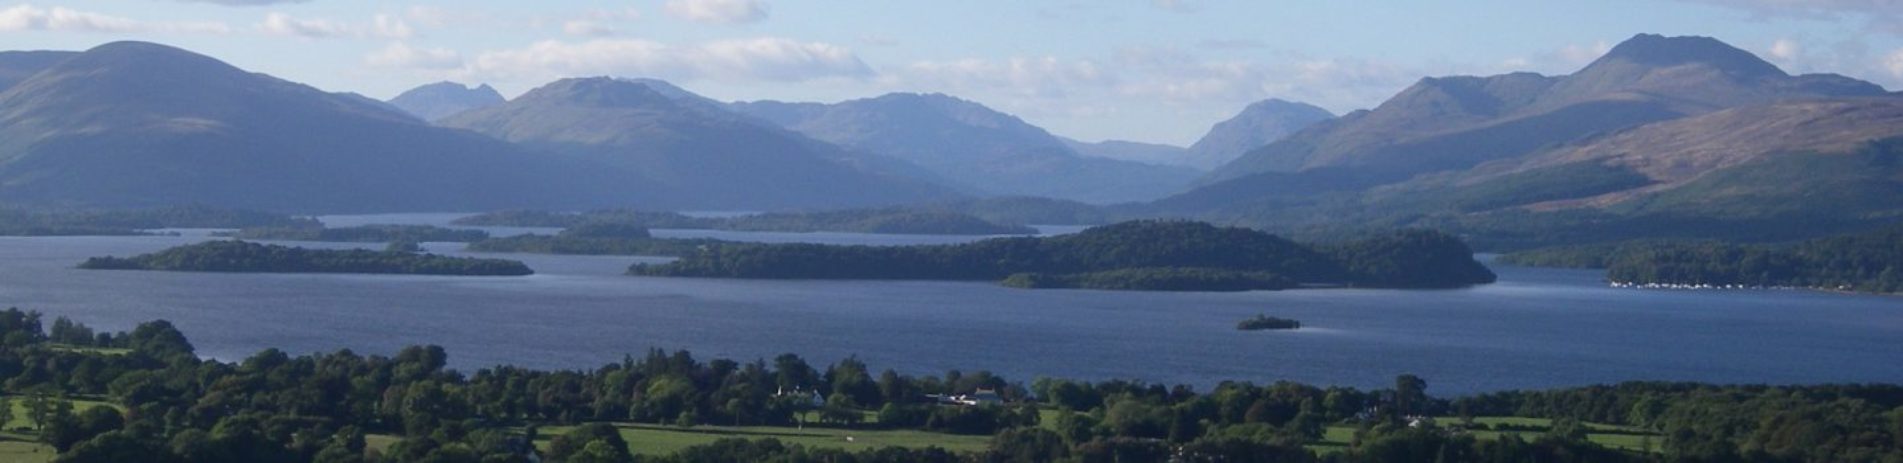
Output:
631,220,1497,292
453,207,1039,236
0,205,318,236
79,240,533,276
1236,315,1302,331
467,223,726,257
222,224,490,243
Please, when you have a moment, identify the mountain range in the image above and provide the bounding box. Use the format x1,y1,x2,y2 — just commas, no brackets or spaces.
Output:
0,42,638,213
729,93,1202,204
440,77,958,209
1153,34,1903,249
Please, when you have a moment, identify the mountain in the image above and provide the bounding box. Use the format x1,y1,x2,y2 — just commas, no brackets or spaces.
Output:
0,51,77,92
730,93,1201,204
440,78,960,209
1206,34,1888,184
0,42,646,213
1182,99,1334,170
1060,138,1188,168
387,82,505,121
1146,34,1900,249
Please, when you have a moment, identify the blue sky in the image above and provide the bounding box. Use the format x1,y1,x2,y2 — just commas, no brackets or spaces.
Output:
4,0,1902,145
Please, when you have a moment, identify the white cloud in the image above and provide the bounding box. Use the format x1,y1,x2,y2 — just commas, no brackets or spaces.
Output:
364,42,462,70
1769,38,1802,61
464,37,869,83
562,20,618,37
258,12,412,39
664,0,767,24
0,4,231,34
897,57,1111,99
1886,48,1903,78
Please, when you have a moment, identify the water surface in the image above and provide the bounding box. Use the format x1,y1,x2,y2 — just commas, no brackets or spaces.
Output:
0,213,1896,395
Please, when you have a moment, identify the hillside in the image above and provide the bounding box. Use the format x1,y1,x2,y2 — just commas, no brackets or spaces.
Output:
0,50,76,92
1183,98,1334,170
440,78,961,210
1147,34,1899,249
387,81,505,121
1061,138,1190,168
1206,34,1886,185
731,93,1201,203
0,42,641,213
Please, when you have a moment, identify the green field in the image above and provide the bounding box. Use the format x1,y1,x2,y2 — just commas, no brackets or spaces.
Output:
536,422,992,456
0,433,51,463
1308,417,1659,455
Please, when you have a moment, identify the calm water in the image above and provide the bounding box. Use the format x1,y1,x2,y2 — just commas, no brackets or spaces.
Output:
0,213,1897,395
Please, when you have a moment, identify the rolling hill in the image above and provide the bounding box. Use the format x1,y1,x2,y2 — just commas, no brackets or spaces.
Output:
440,78,962,210
0,41,644,213
730,93,1201,204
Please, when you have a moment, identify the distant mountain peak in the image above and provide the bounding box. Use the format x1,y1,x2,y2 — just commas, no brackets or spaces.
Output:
388,81,505,121
519,77,677,108
1592,33,1785,78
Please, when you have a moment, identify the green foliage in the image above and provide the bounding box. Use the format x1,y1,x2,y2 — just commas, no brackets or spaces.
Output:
1235,315,1302,331
455,207,1037,236
5,311,1902,462
467,235,717,257
1002,268,1295,292
1594,224,1903,292
227,225,489,243
78,240,534,276
0,205,317,236
634,220,1494,290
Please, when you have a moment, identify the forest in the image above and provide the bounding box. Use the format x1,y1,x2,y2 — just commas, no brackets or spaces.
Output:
224,225,490,243
1499,224,1903,293
76,241,533,276
466,224,725,257
0,308,1895,463
0,205,317,236
632,221,1497,291
452,208,1037,236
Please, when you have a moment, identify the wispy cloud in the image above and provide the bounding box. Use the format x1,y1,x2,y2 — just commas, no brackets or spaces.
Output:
0,4,231,34
257,12,412,39
364,42,462,70
664,0,768,24
460,37,870,84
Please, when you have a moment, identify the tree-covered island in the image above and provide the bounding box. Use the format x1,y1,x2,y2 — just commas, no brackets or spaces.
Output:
78,240,533,276
632,220,1497,291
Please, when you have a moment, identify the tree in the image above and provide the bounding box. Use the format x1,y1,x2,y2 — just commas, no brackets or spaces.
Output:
1393,374,1427,421
51,431,172,463
43,405,123,452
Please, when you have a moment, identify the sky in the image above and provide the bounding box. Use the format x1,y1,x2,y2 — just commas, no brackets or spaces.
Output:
3,0,1903,145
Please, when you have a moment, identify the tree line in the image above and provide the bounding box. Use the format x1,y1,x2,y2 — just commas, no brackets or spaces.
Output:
78,240,533,276
632,221,1497,291
0,308,1898,462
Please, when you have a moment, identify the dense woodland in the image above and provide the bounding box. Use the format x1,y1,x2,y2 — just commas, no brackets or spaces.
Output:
77,241,533,276
633,221,1497,291
225,225,490,243
0,308,1895,462
466,224,724,257
1499,224,1903,293
0,205,317,236
453,208,1037,236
